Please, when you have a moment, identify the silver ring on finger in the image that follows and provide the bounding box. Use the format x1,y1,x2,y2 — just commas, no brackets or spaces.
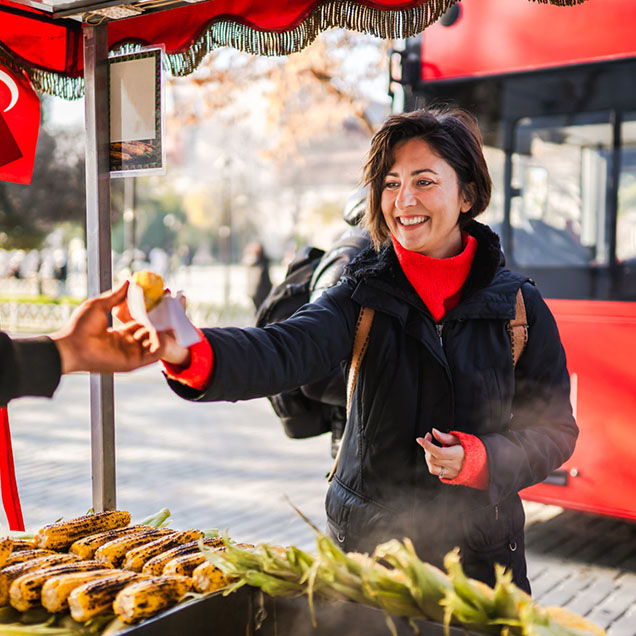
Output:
439,467,445,480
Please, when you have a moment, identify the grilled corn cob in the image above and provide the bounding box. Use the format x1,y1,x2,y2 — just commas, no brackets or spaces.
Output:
10,539,37,551
141,537,223,576
0,538,12,568
122,530,204,572
162,552,208,577
41,569,120,613
70,525,152,560
94,528,174,567
4,548,56,566
35,510,131,550
9,560,111,612
0,553,79,605
67,571,144,621
131,271,165,311
113,575,191,624
192,561,230,594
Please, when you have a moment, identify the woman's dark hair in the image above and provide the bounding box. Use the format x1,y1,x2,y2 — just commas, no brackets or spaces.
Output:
362,106,492,249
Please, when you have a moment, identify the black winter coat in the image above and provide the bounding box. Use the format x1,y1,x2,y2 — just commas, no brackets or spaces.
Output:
0,333,61,407
167,221,578,593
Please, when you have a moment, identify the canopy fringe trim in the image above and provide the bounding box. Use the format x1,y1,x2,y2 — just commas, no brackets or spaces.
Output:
163,0,459,76
1,0,590,99
0,44,84,100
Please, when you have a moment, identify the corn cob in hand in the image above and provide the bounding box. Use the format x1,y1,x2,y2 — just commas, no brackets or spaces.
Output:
9,560,111,612
35,510,131,550
113,575,192,624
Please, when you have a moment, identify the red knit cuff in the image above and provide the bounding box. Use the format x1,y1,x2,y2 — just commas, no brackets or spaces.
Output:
162,329,213,391
441,431,489,490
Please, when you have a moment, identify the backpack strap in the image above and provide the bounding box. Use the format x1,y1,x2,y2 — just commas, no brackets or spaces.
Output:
327,305,375,482
508,288,528,368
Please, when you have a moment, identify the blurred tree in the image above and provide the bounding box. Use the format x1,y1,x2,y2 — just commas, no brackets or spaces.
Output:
0,125,85,249
167,30,389,163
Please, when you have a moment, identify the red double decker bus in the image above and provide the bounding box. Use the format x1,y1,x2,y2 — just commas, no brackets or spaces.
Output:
391,0,636,520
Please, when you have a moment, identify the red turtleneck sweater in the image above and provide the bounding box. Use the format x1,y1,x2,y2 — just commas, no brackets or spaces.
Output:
164,234,489,490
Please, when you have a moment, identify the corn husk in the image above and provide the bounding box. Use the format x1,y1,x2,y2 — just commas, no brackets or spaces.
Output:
204,528,605,636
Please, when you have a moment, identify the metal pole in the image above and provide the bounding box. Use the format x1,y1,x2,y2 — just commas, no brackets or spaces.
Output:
83,24,116,512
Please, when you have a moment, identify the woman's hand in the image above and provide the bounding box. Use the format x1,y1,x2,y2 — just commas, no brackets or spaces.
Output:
416,429,465,481
131,325,191,367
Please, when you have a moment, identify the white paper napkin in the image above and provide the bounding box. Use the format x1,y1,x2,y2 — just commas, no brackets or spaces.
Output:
127,281,201,349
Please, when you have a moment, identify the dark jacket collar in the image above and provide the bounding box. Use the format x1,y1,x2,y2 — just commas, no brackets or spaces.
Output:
344,221,521,321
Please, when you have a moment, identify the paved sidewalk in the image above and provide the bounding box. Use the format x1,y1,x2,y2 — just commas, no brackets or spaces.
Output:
7,366,636,634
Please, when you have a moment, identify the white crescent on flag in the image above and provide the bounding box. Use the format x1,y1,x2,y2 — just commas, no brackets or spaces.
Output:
0,69,19,113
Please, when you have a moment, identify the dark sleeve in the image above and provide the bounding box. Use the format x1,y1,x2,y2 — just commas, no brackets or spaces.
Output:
0,332,62,407
166,282,357,403
482,283,579,503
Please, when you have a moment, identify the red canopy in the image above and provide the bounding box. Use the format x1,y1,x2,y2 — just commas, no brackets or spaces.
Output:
0,0,588,98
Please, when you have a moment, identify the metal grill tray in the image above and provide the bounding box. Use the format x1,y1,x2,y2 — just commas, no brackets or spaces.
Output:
117,586,485,636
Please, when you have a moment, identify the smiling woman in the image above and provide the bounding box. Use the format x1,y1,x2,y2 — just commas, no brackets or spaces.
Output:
138,106,578,597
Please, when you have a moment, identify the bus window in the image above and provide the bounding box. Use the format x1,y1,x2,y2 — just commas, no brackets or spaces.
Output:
511,113,612,268
618,113,636,264
482,146,505,227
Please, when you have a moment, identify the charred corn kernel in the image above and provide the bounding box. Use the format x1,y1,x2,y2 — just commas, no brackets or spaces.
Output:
35,510,132,550
4,549,56,566
0,538,12,568
113,575,192,624
131,271,164,311
9,560,111,612
141,537,223,576
0,553,79,605
122,530,204,572
192,561,230,594
162,552,208,577
68,571,144,621
41,569,118,613
95,529,174,567
70,525,152,560
10,539,37,551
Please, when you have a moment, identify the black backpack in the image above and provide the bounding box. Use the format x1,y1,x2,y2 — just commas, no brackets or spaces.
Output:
255,233,370,443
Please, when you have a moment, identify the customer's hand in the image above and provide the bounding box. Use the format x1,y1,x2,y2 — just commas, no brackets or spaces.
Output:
416,429,465,481
128,325,191,368
51,282,161,374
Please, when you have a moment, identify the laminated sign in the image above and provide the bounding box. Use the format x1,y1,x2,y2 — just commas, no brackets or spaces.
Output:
109,48,165,176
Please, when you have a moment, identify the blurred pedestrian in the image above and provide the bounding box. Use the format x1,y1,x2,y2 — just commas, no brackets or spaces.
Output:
243,240,272,310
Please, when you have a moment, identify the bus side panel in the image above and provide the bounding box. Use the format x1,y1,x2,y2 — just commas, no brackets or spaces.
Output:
520,299,636,520
421,0,636,82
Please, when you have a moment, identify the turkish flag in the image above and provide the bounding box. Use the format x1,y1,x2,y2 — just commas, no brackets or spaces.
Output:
0,65,40,185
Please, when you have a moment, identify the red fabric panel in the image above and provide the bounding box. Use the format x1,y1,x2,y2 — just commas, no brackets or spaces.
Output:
109,0,430,53
0,408,25,531
420,0,636,81
1,0,430,76
0,0,82,75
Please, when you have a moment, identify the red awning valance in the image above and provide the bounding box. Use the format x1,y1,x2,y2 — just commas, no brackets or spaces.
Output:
0,0,589,98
